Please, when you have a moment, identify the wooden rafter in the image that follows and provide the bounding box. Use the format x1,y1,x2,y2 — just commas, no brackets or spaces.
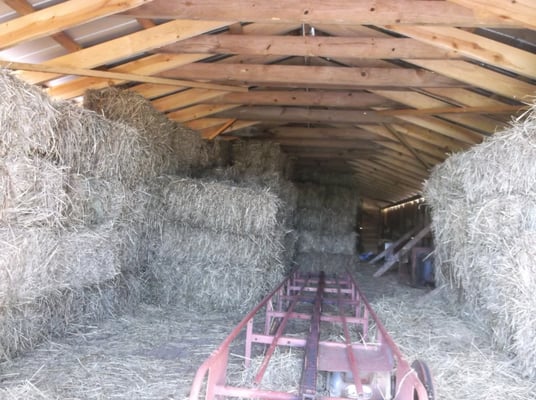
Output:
0,0,150,50
19,19,234,85
125,0,519,26
3,0,81,52
162,35,458,59
0,60,246,92
160,63,462,88
447,0,536,29
386,25,536,79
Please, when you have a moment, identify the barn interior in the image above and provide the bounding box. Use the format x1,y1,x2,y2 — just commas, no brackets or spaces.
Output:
0,1,535,399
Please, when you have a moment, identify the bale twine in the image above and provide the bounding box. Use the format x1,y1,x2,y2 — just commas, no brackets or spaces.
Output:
423,104,536,378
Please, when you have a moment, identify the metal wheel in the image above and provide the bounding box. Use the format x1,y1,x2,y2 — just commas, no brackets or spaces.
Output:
411,360,435,400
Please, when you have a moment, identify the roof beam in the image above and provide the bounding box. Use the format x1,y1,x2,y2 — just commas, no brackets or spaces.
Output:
206,90,392,109
162,35,458,59
0,0,151,51
19,19,233,85
382,124,430,170
372,89,507,134
160,64,462,88
125,0,518,27
273,138,381,150
267,127,382,141
47,53,209,99
1,60,246,92
385,25,536,79
216,106,395,124
3,0,81,52
167,104,239,122
408,59,536,101
379,104,527,116
447,0,536,29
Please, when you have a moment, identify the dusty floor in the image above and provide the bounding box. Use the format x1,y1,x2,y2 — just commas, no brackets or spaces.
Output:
0,265,535,399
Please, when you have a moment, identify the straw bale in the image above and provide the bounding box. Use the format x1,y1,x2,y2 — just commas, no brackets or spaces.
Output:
0,273,140,361
146,257,285,313
0,157,69,228
296,207,355,233
424,103,536,379
151,223,285,267
84,88,209,172
293,166,358,187
297,231,356,255
54,102,158,187
294,251,356,275
232,140,289,176
0,70,60,158
153,176,281,235
0,223,124,305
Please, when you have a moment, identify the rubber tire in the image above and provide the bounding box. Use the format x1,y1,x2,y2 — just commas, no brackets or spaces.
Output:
411,359,435,400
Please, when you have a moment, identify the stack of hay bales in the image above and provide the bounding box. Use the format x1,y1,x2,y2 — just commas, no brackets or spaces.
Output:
294,183,358,274
424,106,536,378
230,140,299,263
0,71,159,360
143,176,287,313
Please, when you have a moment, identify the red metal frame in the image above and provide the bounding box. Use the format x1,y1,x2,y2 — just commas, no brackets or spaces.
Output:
189,270,432,400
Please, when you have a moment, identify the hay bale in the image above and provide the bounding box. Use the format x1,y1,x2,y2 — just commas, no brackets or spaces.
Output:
152,176,281,236
84,88,209,172
0,69,59,158
146,223,286,312
294,251,356,275
423,104,536,378
232,140,289,177
54,103,157,187
0,273,141,361
296,207,355,233
151,223,284,267
297,231,356,255
0,158,69,228
0,223,123,305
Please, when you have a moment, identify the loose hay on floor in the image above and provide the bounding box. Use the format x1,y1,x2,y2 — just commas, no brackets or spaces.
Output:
0,304,237,399
370,286,536,400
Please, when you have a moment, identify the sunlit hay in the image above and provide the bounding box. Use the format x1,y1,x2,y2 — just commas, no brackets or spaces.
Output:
423,104,536,378
371,288,535,400
0,157,69,228
232,140,290,177
0,274,141,362
54,102,156,187
294,251,356,275
0,304,234,399
0,69,60,158
297,231,357,255
84,87,209,173
0,223,122,306
153,176,281,236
